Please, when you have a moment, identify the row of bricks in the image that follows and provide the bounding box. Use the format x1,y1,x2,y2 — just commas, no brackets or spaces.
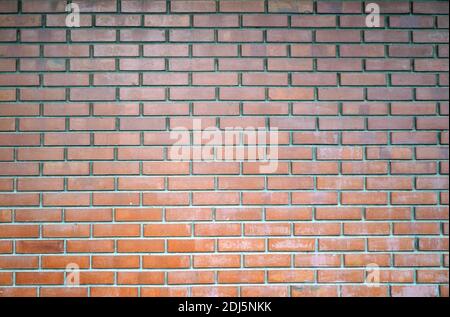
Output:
0,206,447,221
0,145,447,160
0,191,448,206
0,29,448,43
0,102,447,116
1,14,449,29
0,161,447,176
0,269,448,285
0,160,448,174
0,223,448,238
0,48,448,62
0,236,447,251
1,117,449,130
0,175,448,190
0,132,448,146
1,0,449,13
0,284,448,297
1,44,449,58
0,87,448,101
1,1,448,14
0,58,448,74
0,73,448,87
0,233,448,251
0,126,448,139
0,157,448,170
0,252,448,267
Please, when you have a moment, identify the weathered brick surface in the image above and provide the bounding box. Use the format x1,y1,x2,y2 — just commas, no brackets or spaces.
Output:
0,0,448,297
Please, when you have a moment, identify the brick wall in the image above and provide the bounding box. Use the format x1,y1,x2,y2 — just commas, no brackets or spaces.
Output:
0,0,448,297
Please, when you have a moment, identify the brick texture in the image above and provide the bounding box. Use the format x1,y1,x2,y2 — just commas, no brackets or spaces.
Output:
0,0,448,297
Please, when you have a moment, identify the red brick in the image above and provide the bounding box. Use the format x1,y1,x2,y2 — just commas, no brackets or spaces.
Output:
94,44,139,57
319,88,364,100
317,30,361,42
295,254,341,267
245,254,291,268
218,270,264,284
319,238,365,251
43,193,90,207
70,58,116,71
168,271,214,285
0,74,39,86
16,240,64,254
67,240,114,253
218,30,263,42
194,15,239,27
317,1,361,13
365,30,410,43
220,1,265,12
0,1,18,12
16,272,64,285
92,256,139,269
242,44,288,57
194,255,241,268
0,194,39,207
71,29,116,42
